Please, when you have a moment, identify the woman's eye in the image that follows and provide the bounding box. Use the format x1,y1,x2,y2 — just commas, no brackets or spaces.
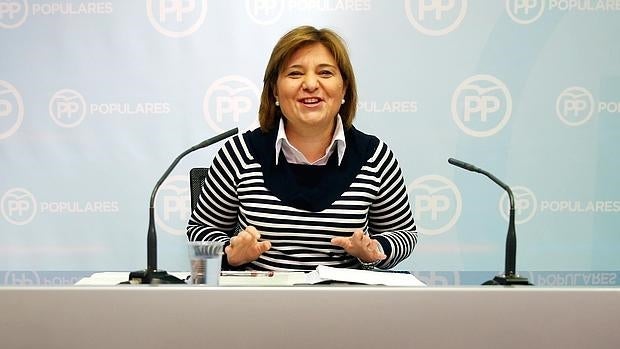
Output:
320,70,334,77
287,71,302,77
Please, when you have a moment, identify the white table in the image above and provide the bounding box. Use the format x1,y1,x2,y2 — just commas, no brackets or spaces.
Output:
0,286,618,349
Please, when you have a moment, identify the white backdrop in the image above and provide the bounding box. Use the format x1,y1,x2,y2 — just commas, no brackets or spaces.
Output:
1,0,619,286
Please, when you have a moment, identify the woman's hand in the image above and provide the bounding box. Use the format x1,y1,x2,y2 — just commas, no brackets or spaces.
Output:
225,226,271,266
330,230,386,263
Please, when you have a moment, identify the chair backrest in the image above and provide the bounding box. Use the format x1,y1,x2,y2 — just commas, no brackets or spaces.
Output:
189,167,209,211
190,166,238,271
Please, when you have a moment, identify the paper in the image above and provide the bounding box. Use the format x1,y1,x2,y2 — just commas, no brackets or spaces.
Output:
220,271,307,286
74,272,189,286
302,265,426,286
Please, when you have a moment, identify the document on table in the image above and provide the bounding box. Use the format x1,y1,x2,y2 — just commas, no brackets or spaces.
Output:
302,265,426,286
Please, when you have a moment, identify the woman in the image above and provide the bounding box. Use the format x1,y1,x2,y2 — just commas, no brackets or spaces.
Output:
187,26,417,271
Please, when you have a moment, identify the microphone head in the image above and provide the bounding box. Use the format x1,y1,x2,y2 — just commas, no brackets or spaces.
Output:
193,127,238,150
448,157,477,172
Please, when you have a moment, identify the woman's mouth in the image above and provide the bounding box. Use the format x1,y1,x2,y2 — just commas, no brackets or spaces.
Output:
299,97,322,105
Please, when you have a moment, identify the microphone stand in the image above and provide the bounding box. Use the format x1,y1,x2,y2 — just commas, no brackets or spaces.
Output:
126,128,238,284
447,158,531,286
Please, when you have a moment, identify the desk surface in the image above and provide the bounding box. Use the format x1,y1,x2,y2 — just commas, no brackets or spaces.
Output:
0,286,618,349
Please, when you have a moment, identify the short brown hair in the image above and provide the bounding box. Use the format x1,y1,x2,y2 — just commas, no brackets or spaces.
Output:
258,26,357,132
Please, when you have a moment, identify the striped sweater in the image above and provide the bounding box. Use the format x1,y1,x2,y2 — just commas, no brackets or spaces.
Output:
187,127,417,271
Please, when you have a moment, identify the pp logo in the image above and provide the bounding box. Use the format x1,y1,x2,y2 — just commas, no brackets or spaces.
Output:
155,175,191,236
203,75,260,133
0,0,28,29
452,74,512,137
3,271,40,285
556,87,594,126
506,0,545,24
49,89,87,128
404,0,468,36
0,80,24,140
415,271,461,286
1,188,37,225
147,0,208,38
408,175,462,235
499,186,537,224
245,0,284,25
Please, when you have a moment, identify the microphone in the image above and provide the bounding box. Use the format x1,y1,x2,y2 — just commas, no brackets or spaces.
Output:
126,127,238,284
447,157,531,286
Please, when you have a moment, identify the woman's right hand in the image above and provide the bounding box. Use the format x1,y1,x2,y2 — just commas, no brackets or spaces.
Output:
225,226,271,266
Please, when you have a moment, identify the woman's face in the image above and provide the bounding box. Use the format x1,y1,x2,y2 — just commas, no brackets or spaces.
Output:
275,43,346,133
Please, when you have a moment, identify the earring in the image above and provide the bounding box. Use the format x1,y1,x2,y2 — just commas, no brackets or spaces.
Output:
341,99,345,105
275,100,280,106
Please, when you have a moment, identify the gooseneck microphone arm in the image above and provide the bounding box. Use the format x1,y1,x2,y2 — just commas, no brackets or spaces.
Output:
447,158,530,286
146,128,239,273
127,127,238,285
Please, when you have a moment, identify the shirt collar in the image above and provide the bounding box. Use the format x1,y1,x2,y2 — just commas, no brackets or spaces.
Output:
275,115,346,166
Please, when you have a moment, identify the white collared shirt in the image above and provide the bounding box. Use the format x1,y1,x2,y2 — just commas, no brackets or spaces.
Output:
275,115,346,166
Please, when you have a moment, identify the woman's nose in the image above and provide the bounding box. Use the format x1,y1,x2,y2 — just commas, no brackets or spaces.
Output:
301,74,318,91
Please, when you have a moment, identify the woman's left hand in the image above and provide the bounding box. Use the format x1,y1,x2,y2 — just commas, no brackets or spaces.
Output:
331,230,386,263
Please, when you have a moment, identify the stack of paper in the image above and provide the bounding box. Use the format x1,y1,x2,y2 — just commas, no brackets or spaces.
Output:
302,265,426,286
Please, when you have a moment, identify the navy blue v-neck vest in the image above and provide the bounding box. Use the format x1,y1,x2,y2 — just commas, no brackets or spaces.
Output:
243,125,380,212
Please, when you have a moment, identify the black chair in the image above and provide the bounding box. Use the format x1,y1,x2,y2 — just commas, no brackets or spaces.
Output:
189,167,209,211
189,166,240,271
